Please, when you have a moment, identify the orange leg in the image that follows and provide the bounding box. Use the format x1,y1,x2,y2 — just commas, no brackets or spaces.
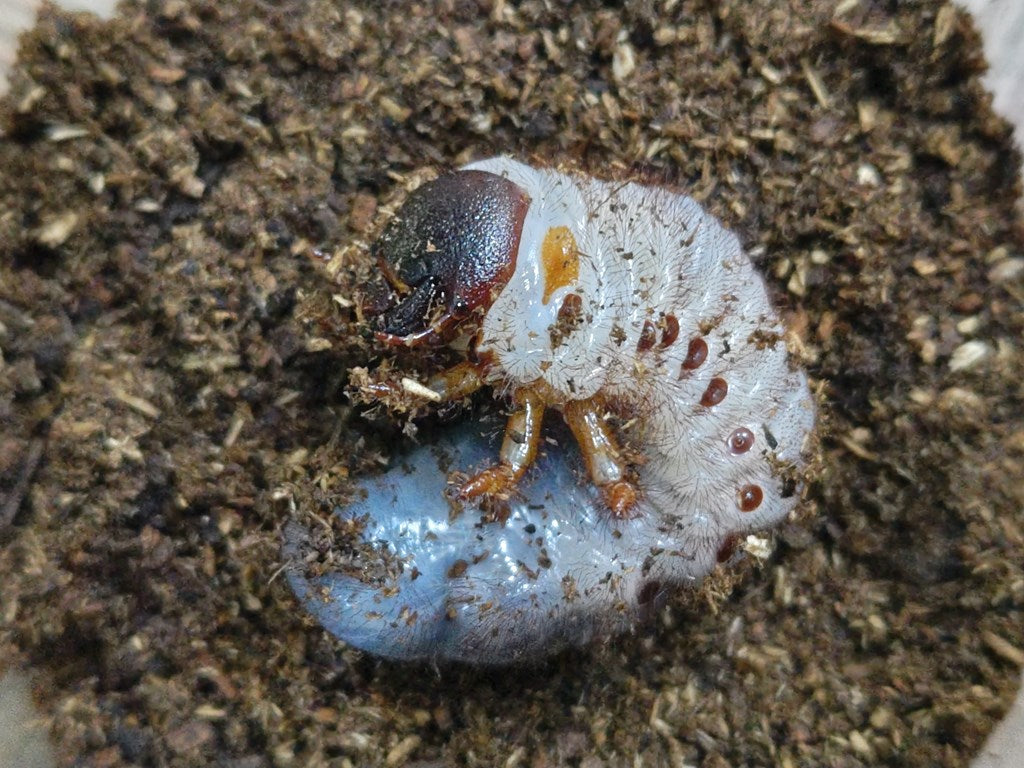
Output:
562,397,639,518
425,361,487,401
359,361,487,407
459,387,545,501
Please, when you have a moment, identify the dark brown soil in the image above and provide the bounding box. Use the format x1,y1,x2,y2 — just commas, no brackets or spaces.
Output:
1,1,1022,766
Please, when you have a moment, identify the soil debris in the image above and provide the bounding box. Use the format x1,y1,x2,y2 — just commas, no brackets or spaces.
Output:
0,0,1022,766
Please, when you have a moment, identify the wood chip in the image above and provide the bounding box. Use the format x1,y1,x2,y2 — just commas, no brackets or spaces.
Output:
612,40,636,82
45,124,89,142
114,391,161,419
304,337,333,352
223,413,246,448
378,96,411,122
830,19,902,45
385,734,421,766
949,340,990,372
840,434,880,462
988,257,1024,284
401,377,441,401
933,4,957,48
180,353,241,372
0,439,44,530
35,211,78,247
982,631,1024,666
800,58,830,108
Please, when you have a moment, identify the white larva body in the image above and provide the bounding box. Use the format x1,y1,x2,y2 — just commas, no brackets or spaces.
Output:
286,157,816,664
470,157,813,554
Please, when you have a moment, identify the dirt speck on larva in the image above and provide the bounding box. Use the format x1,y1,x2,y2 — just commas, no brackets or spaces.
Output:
0,1,1021,767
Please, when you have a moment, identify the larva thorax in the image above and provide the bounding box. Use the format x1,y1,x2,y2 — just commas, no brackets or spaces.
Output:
452,159,684,405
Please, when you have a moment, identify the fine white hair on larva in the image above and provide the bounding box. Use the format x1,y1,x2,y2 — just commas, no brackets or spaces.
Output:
286,156,817,664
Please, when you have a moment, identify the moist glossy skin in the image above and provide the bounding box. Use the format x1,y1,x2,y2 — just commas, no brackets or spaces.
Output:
286,157,816,664
285,420,658,663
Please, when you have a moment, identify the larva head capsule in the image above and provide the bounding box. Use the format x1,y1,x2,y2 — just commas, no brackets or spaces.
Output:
372,170,530,346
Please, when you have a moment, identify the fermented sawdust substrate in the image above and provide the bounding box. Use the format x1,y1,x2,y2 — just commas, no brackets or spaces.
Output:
1,1,1022,766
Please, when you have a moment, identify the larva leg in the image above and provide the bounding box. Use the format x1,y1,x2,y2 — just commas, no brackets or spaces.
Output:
358,361,486,406
425,361,487,401
459,387,545,501
562,398,639,519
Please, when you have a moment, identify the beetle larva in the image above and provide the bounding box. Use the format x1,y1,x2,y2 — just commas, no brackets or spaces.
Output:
286,157,815,663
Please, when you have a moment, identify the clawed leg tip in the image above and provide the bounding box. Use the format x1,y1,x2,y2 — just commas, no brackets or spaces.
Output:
603,481,641,519
457,465,517,500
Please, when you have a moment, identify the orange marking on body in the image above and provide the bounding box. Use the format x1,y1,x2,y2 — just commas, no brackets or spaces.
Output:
540,226,580,304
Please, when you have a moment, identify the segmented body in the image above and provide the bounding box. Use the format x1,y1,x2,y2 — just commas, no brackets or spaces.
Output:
468,157,812,564
286,158,815,663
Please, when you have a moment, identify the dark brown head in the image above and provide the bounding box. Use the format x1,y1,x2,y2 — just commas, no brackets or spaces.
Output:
371,170,530,346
